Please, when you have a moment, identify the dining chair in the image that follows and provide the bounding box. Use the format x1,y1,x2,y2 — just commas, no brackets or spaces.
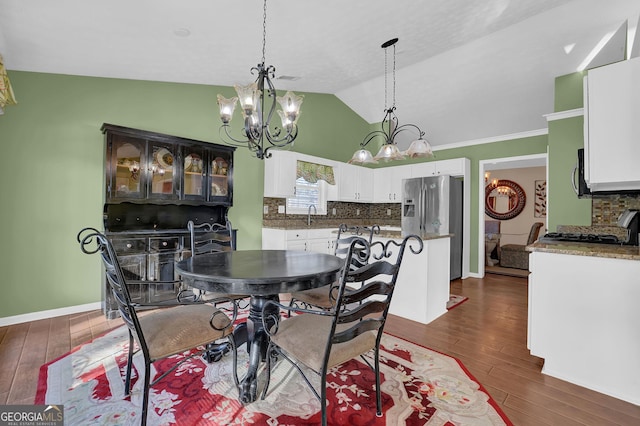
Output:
177,220,248,306
260,234,423,426
77,228,236,426
287,224,380,310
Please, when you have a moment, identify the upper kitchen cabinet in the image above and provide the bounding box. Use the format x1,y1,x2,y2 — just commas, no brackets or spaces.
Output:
103,124,235,205
338,163,374,202
411,158,467,177
264,151,340,200
263,150,297,198
584,57,640,191
373,164,412,203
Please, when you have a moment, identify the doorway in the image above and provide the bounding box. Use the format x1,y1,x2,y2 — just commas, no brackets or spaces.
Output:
478,153,547,277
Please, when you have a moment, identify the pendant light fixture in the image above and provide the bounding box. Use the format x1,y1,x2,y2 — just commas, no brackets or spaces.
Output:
349,38,433,164
217,0,303,159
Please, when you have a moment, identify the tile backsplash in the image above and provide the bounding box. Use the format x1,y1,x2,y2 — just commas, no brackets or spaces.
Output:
592,195,640,225
264,195,640,230
263,197,401,228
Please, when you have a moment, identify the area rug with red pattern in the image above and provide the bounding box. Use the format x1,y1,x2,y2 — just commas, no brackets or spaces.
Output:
36,324,511,425
447,294,468,310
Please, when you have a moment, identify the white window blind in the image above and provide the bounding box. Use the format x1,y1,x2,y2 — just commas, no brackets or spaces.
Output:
286,177,328,215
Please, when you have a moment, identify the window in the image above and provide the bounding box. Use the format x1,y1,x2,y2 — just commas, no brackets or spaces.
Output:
286,177,328,215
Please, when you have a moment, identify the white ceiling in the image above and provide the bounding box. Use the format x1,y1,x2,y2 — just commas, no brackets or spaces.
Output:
0,0,638,148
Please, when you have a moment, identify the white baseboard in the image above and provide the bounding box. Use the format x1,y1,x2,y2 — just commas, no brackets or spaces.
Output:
0,302,102,327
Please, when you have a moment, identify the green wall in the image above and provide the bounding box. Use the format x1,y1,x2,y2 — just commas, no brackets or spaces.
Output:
547,71,592,230
554,72,585,112
0,69,591,319
547,116,591,229
0,71,369,318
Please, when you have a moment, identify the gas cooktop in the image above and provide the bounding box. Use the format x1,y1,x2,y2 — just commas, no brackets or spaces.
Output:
539,232,625,245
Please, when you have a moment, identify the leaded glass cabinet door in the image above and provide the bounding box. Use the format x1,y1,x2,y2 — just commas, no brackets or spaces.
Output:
182,145,206,202
148,141,179,201
109,134,145,200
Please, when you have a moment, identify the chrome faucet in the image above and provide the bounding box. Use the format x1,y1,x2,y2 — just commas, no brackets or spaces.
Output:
307,204,317,226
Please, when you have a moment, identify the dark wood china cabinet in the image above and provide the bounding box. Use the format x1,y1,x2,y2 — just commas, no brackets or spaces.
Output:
101,124,235,318
104,123,234,205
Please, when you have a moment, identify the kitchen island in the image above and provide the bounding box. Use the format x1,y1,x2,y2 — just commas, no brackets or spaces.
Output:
526,241,640,405
374,232,451,325
263,226,451,325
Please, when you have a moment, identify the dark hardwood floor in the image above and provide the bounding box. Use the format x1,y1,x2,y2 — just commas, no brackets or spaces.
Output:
2,273,639,424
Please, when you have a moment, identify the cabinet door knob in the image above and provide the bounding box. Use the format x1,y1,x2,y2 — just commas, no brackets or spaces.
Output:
126,243,132,248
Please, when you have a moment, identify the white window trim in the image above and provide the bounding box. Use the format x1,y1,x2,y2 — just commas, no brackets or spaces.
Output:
286,178,328,215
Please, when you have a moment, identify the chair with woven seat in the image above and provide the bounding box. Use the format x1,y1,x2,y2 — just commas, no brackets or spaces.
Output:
77,228,236,426
260,235,423,426
500,222,544,270
288,224,380,310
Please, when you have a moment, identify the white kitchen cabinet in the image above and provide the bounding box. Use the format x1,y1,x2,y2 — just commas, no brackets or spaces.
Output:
528,250,640,405
285,239,307,251
338,163,374,202
305,228,335,254
373,165,412,203
410,158,466,177
324,160,341,201
262,228,335,254
285,229,308,251
263,150,297,198
584,57,640,191
374,236,450,324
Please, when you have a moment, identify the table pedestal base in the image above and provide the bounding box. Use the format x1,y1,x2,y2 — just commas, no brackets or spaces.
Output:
203,294,279,404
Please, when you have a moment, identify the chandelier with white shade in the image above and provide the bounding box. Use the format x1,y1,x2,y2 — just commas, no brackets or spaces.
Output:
216,0,303,160
349,38,433,164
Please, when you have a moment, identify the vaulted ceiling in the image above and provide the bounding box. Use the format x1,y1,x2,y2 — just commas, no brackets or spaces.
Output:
0,0,638,148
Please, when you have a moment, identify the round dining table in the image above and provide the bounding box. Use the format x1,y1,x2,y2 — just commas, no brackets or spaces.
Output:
175,249,343,404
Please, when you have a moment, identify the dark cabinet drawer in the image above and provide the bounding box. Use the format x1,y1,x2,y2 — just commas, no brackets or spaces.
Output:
149,237,180,252
111,238,147,254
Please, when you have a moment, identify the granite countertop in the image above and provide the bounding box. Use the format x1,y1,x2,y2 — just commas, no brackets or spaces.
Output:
556,224,628,240
262,221,451,241
527,241,640,261
262,219,400,230
369,230,452,240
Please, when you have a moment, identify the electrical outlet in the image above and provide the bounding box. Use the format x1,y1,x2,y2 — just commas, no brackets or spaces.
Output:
263,205,269,214
278,205,285,214
356,209,360,216
332,208,336,215
387,209,391,216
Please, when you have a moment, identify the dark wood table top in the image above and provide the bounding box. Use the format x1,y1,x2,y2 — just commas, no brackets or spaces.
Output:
175,249,343,295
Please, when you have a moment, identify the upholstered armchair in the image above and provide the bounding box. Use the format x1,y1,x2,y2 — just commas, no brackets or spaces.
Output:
500,222,544,270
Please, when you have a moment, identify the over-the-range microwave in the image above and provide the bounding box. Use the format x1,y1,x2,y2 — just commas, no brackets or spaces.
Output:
572,149,591,198
572,149,640,198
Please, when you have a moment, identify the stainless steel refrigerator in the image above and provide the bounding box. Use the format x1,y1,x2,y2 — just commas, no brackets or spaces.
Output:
401,175,463,280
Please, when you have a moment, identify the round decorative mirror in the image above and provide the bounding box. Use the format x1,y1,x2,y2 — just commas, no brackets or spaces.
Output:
485,179,526,220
